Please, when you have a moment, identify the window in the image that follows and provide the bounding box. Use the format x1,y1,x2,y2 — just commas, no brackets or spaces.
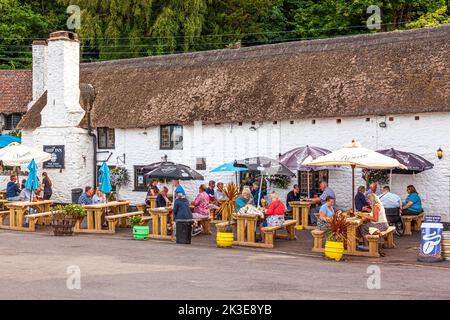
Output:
134,166,148,191
97,128,115,149
196,157,206,170
160,125,183,150
4,113,22,130
298,170,328,197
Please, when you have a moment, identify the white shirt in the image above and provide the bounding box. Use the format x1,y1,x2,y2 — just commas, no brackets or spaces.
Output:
379,192,402,209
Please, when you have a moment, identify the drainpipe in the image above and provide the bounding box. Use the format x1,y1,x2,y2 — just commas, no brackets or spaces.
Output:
87,110,97,188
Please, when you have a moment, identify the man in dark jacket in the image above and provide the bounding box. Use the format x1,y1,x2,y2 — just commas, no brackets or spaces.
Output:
286,184,301,212
172,193,201,237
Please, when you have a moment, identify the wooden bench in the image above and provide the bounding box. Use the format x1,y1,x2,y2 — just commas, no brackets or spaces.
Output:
105,211,144,233
402,213,424,235
261,220,297,248
215,220,236,232
194,217,212,235
26,211,54,232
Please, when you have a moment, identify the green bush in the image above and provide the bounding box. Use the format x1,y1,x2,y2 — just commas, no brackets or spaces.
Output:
55,204,86,219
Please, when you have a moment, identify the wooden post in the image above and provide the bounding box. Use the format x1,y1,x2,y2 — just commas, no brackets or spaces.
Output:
351,165,356,214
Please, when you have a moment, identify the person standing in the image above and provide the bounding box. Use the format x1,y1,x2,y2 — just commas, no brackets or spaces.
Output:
42,172,52,200
173,180,186,196
6,175,21,201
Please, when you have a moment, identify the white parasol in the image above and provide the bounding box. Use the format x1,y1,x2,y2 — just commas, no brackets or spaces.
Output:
0,142,51,166
303,141,405,212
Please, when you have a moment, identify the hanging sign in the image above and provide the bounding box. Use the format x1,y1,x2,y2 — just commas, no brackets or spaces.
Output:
43,145,65,169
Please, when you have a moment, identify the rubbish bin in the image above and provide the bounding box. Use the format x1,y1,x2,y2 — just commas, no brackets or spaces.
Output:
176,219,193,244
71,188,83,204
418,221,444,263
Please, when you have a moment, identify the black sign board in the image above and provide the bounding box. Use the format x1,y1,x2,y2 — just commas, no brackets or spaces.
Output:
43,145,65,169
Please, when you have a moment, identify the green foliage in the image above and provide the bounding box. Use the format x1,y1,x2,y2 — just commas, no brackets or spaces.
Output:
55,204,86,219
0,0,449,67
130,215,142,226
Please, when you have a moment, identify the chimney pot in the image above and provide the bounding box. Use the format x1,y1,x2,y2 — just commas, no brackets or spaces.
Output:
32,40,48,45
48,31,78,42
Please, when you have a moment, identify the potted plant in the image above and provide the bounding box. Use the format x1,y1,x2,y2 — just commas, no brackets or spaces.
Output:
51,204,86,236
324,213,349,261
215,183,239,248
130,215,149,240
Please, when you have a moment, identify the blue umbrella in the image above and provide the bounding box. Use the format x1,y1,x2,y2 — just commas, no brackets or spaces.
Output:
210,162,249,173
25,159,39,202
98,162,112,194
0,135,21,148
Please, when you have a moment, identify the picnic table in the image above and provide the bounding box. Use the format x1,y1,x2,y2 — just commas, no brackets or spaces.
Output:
234,213,261,247
148,207,172,240
0,200,54,231
312,214,395,258
289,200,315,230
75,201,130,234
0,190,6,200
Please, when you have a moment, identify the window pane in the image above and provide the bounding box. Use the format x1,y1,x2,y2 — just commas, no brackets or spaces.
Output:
98,128,107,148
160,126,171,149
172,125,183,150
107,128,115,148
134,166,147,191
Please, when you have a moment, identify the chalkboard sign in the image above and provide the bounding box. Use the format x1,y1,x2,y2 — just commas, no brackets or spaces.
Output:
43,145,65,169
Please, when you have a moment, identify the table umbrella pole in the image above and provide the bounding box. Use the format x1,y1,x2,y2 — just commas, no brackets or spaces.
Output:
389,169,392,190
258,175,264,208
307,171,310,198
352,165,355,213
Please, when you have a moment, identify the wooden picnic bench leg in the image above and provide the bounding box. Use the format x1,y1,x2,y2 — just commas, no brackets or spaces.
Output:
264,230,275,248
74,219,81,232
414,215,424,231
28,217,36,232
200,220,211,235
404,219,412,236
151,213,159,235
301,206,309,227
108,219,116,233
87,210,94,230
161,214,168,236
384,232,395,249
17,208,25,228
246,219,256,243
95,210,102,231
347,223,357,254
367,235,380,257
10,208,16,227
292,207,300,226
286,224,296,240
312,231,324,250
236,218,245,242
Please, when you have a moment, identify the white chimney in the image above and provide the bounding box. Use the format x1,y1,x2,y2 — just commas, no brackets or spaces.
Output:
40,31,84,128
31,40,48,104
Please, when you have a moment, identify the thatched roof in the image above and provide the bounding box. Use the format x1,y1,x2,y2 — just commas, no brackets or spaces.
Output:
19,24,450,130
0,70,31,113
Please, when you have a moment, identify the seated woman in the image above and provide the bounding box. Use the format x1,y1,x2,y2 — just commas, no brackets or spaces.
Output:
260,192,285,241
355,186,370,212
92,188,106,204
156,187,169,208
317,196,335,230
401,185,423,215
357,193,389,251
193,184,210,219
234,187,254,213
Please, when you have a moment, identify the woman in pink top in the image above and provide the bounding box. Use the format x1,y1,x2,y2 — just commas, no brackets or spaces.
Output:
193,184,210,218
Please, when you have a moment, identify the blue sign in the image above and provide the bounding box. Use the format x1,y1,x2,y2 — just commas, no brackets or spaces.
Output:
420,222,443,258
43,145,65,169
424,215,441,223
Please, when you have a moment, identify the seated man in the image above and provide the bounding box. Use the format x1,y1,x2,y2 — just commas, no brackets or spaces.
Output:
78,186,94,205
214,182,225,202
286,184,301,212
205,180,216,202
6,175,21,201
306,181,336,225
379,186,401,210
364,183,378,202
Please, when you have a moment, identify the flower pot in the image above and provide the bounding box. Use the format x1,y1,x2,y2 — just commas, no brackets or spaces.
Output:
324,240,344,261
133,225,149,240
217,231,233,248
51,217,76,236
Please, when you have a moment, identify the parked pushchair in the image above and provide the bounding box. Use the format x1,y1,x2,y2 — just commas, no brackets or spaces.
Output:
385,207,405,236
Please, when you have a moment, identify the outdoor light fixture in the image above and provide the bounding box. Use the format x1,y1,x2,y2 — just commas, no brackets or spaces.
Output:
249,126,257,131
436,147,444,159
379,121,387,128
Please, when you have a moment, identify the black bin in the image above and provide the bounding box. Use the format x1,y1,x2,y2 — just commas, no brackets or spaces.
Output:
176,219,193,244
71,188,83,204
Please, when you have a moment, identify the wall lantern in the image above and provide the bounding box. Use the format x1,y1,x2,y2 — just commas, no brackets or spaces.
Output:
436,147,444,160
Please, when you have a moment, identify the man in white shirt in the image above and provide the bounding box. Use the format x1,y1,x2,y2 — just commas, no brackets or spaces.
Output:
379,186,402,209
364,182,378,202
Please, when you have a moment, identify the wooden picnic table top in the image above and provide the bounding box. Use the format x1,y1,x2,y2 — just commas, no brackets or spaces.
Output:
289,200,315,206
83,201,130,209
6,200,54,208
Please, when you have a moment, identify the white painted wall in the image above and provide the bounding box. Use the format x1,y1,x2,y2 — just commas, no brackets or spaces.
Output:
92,112,450,222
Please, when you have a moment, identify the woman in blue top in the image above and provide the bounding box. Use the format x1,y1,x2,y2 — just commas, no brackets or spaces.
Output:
234,187,254,213
401,185,423,215
317,196,335,230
